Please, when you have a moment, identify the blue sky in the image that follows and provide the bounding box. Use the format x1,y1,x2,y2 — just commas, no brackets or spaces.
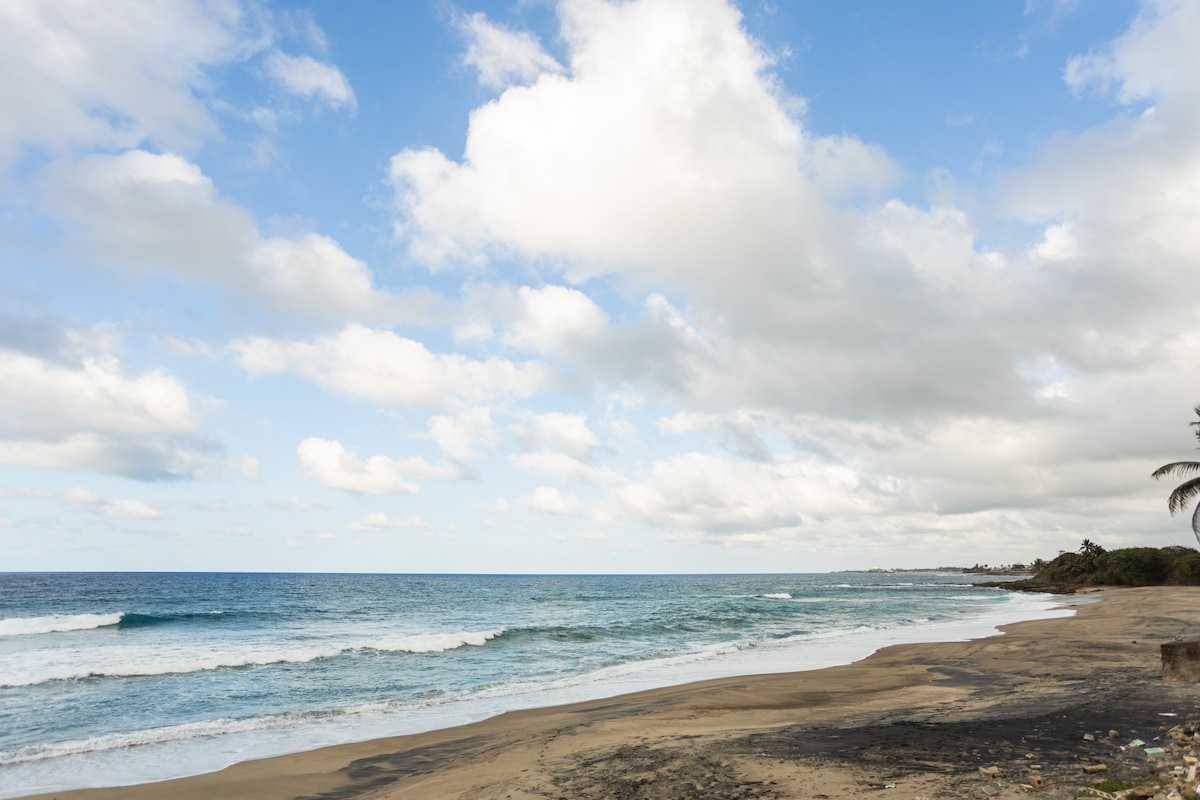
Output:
3,0,1200,573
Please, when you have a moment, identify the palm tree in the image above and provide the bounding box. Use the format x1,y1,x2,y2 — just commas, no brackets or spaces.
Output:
1152,405,1200,546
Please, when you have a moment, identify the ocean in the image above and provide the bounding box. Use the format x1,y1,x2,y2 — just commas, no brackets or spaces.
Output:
0,572,1069,797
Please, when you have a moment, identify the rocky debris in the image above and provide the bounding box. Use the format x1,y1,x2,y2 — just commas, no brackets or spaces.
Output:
724,680,1200,800
1067,716,1200,800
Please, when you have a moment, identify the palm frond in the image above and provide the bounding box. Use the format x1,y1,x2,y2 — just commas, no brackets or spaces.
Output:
1192,503,1200,544
1152,461,1200,480
1167,476,1200,516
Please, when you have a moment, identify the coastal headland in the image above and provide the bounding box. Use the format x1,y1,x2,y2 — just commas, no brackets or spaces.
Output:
24,587,1200,800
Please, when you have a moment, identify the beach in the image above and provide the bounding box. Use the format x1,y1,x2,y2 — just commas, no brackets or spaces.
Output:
20,585,1200,800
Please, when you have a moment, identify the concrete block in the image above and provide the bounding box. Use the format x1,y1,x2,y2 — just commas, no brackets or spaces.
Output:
1161,641,1200,681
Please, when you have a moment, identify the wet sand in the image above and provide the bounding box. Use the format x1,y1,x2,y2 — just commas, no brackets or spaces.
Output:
23,586,1200,800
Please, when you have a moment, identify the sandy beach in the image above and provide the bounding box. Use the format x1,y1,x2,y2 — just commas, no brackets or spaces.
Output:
23,586,1200,800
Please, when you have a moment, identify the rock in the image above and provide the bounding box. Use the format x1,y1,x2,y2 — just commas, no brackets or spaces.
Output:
1111,730,1122,738
1085,733,1097,742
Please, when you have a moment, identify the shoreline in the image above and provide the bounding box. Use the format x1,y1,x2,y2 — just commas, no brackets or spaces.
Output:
20,585,1200,800
0,584,1064,798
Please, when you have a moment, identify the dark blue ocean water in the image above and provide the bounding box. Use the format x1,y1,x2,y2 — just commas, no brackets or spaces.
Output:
0,572,1068,797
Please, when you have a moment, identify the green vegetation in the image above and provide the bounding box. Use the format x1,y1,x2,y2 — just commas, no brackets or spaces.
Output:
1090,779,1137,794
995,542,1200,592
1152,405,1200,547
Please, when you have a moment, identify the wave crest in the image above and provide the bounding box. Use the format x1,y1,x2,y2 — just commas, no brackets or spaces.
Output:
0,613,123,637
0,629,506,688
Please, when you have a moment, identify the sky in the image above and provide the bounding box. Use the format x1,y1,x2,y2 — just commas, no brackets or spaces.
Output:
3,0,1200,574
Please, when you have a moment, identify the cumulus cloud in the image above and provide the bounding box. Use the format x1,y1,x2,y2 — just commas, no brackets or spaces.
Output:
43,150,433,323
0,348,193,439
511,451,627,487
234,324,548,409
0,0,263,169
385,0,1200,463
0,326,213,480
391,0,895,288
428,407,498,461
297,437,465,494
238,455,262,482
64,486,166,519
511,412,599,460
345,512,427,531
517,486,584,516
502,285,610,354
387,0,1042,424
458,11,564,91
263,50,356,108
1064,0,1200,105
999,0,1200,395
607,453,878,540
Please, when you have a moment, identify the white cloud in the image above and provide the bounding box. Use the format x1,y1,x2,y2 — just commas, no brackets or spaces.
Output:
234,324,548,409
517,486,584,516
346,512,428,531
503,286,609,354
0,333,210,480
44,150,431,324
660,409,773,461
64,487,101,507
608,453,877,540
238,455,262,482
0,0,264,169
861,200,1006,296
263,50,356,109
101,498,166,519
297,437,464,495
0,348,194,438
511,451,627,487
266,496,328,511
1000,0,1200,386
391,0,895,284
458,11,564,91
1064,0,1200,105
1029,222,1080,263
511,412,599,460
428,407,498,461
64,486,165,519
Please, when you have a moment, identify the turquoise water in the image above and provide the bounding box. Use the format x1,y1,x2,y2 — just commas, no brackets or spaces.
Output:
0,572,1067,797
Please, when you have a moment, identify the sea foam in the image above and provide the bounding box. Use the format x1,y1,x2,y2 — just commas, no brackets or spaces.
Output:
0,613,123,637
0,629,505,688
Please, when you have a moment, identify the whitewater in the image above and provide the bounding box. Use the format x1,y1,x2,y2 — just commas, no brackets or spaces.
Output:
0,572,1070,798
